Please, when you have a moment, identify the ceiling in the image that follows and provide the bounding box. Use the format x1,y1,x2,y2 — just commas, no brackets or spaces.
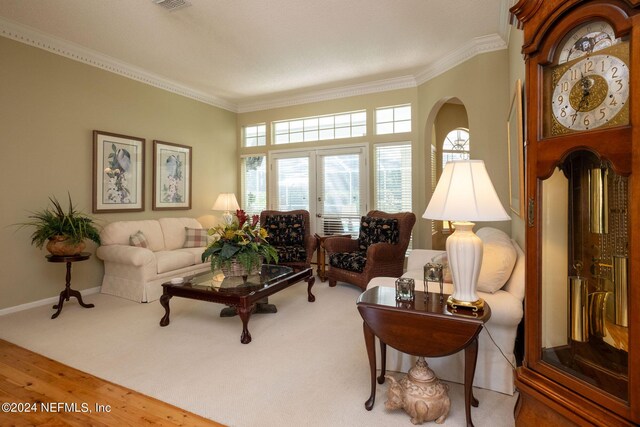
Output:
0,0,511,112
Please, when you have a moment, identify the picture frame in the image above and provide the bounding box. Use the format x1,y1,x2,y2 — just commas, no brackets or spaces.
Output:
507,79,525,218
93,130,145,213
153,140,192,210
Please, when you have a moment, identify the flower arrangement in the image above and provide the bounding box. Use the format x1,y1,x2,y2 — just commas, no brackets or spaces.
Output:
202,209,278,273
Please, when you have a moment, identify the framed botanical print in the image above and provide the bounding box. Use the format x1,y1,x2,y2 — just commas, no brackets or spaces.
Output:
507,79,525,218
153,140,192,210
93,130,145,213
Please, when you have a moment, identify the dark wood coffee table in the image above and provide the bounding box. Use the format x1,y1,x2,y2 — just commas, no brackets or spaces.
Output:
357,286,491,427
159,265,315,344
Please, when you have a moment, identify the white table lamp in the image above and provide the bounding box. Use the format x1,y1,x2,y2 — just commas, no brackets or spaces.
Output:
423,160,511,311
212,193,240,225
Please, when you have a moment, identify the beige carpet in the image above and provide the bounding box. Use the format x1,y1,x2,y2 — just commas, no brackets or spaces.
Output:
0,278,517,427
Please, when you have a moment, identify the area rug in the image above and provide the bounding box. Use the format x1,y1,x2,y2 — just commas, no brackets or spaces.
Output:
0,279,517,426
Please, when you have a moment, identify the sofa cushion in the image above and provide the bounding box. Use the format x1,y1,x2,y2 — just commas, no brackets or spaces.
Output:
357,216,399,251
184,227,207,248
274,245,306,263
129,230,149,248
264,214,305,246
159,218,203,250
100,220,165,251
155,250,195,274
476,227,517,293
329,251,367,273
176,247,207,265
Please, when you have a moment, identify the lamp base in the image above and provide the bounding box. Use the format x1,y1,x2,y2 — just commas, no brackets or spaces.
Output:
222,211,233,225
447,295,485,312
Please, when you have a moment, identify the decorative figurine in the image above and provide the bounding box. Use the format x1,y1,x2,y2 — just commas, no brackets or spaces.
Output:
424,262,444,300
395,278,415,302
385,356,451,425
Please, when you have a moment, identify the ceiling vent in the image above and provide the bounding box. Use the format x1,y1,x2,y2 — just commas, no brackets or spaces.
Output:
153,0,191,12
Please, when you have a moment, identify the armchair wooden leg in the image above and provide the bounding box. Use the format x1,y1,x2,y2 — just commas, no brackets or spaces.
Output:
329,278,337,287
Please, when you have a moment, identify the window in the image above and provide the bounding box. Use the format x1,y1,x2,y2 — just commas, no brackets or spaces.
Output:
241,155,266,216
440,128,470,233
274,156,310,210
273,111,366,144
243,124,266,147
376,104,411,135
375,142,412,250
442,128,470,166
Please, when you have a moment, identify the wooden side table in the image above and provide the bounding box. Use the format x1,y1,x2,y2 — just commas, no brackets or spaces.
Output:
314,233,350,282
357,286,491,427
46,252,94,319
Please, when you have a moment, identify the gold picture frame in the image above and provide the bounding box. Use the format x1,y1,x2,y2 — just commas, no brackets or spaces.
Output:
507,79,524,218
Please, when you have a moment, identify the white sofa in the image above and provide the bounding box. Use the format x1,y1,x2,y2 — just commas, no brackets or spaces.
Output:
96,217,210,302
366,227,524,395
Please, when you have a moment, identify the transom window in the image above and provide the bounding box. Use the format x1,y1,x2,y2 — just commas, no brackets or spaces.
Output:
273,111,366,144
376,104,411,135
243,124,266,147
442,128,470,166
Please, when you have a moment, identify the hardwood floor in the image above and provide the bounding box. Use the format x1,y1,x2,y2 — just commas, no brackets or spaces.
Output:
0,339,225,426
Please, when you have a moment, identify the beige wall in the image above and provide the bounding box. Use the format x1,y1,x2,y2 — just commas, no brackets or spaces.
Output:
1,25,527,310
508,26,526,249
434,103,469,175
415,49,512,248
0,37,237,309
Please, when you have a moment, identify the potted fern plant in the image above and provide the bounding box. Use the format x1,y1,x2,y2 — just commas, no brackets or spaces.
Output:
19,194,101,256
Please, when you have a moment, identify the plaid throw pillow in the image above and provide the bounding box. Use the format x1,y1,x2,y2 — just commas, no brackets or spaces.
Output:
129,230,148,248
184,227,208,248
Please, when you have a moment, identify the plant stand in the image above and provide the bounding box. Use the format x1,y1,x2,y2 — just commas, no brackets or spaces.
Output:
46,252,94,319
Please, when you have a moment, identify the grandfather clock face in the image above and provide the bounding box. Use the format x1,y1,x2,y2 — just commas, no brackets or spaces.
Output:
543,20,630,137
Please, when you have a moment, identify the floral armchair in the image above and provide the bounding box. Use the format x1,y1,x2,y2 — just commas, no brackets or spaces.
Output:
324,210,416,290
260,210,317,271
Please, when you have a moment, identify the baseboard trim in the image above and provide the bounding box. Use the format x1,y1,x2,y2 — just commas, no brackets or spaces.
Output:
0,287,101,316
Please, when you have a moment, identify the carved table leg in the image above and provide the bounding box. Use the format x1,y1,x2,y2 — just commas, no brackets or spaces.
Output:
69,288,94,308
464,337,479,427
51,290,66,319
316,237,326,282
377,340,387,384
51,261,94,319
238,305,254,344
306,275,316,302
363,321,377,410
159,294,172,326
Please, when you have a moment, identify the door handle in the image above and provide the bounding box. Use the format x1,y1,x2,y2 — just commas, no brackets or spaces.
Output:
316,214,322,218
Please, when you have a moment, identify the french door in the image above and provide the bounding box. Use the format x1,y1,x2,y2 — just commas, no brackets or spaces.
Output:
269,146,368,236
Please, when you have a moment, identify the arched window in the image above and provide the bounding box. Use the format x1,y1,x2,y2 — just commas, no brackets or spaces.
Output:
433,127,470,241
442,128,470,167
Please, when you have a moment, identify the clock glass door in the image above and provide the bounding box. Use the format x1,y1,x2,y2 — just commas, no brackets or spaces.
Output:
540,150,629,401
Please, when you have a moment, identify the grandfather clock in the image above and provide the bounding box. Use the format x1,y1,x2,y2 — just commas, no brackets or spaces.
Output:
511,0,639,425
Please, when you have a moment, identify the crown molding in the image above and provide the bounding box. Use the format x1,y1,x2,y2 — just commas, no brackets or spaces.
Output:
415,33,507,85
0,17,237,112
236,75,417,113
2,16,508,114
